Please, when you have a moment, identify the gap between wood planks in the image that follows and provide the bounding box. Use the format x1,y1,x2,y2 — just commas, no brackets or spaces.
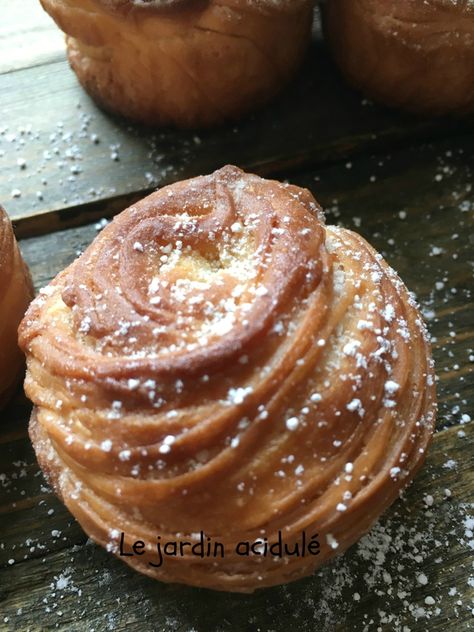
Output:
2,51,473,237
9,123,474,241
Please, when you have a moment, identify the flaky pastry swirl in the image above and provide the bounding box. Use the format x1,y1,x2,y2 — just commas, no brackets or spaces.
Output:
39,0,314,126
0,207,34,410
19,166,436,592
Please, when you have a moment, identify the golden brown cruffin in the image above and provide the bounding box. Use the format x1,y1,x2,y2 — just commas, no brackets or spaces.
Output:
39,0,315,127
0,206,34,410
19,166,436,592
323,0,474,115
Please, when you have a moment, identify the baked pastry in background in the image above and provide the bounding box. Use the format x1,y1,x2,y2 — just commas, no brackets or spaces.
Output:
39,0,315,127
0,206,34,409
323,0,474,115
19,166,436,592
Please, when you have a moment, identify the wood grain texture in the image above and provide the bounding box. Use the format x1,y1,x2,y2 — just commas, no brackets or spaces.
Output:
0,1,65,74
1,52,472,237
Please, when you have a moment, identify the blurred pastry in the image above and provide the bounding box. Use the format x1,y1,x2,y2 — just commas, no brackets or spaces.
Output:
39,0,315,126
20,166,436,591
323,0,474,114
0,206,34,409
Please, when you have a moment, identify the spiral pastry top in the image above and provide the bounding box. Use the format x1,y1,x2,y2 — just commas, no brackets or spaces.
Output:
19,166,436,592
0,206,34,409
323,0,474,114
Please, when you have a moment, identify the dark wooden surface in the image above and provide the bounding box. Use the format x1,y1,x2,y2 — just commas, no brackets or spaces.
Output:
0,3,473,631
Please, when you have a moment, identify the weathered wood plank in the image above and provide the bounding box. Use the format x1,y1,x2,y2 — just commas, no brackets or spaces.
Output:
11,191,148,241
0,0,65,74
1,47,473,236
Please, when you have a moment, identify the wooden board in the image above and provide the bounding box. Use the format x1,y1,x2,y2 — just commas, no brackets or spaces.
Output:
0,1,65,74
0,2,473,631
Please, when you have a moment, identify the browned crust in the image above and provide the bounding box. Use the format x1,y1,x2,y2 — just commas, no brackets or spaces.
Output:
41,0,208,20
22,166,436,591
0,206,34,410
323,0,474,114
39,0,314,126
89,0,311,17
0,206,15,303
